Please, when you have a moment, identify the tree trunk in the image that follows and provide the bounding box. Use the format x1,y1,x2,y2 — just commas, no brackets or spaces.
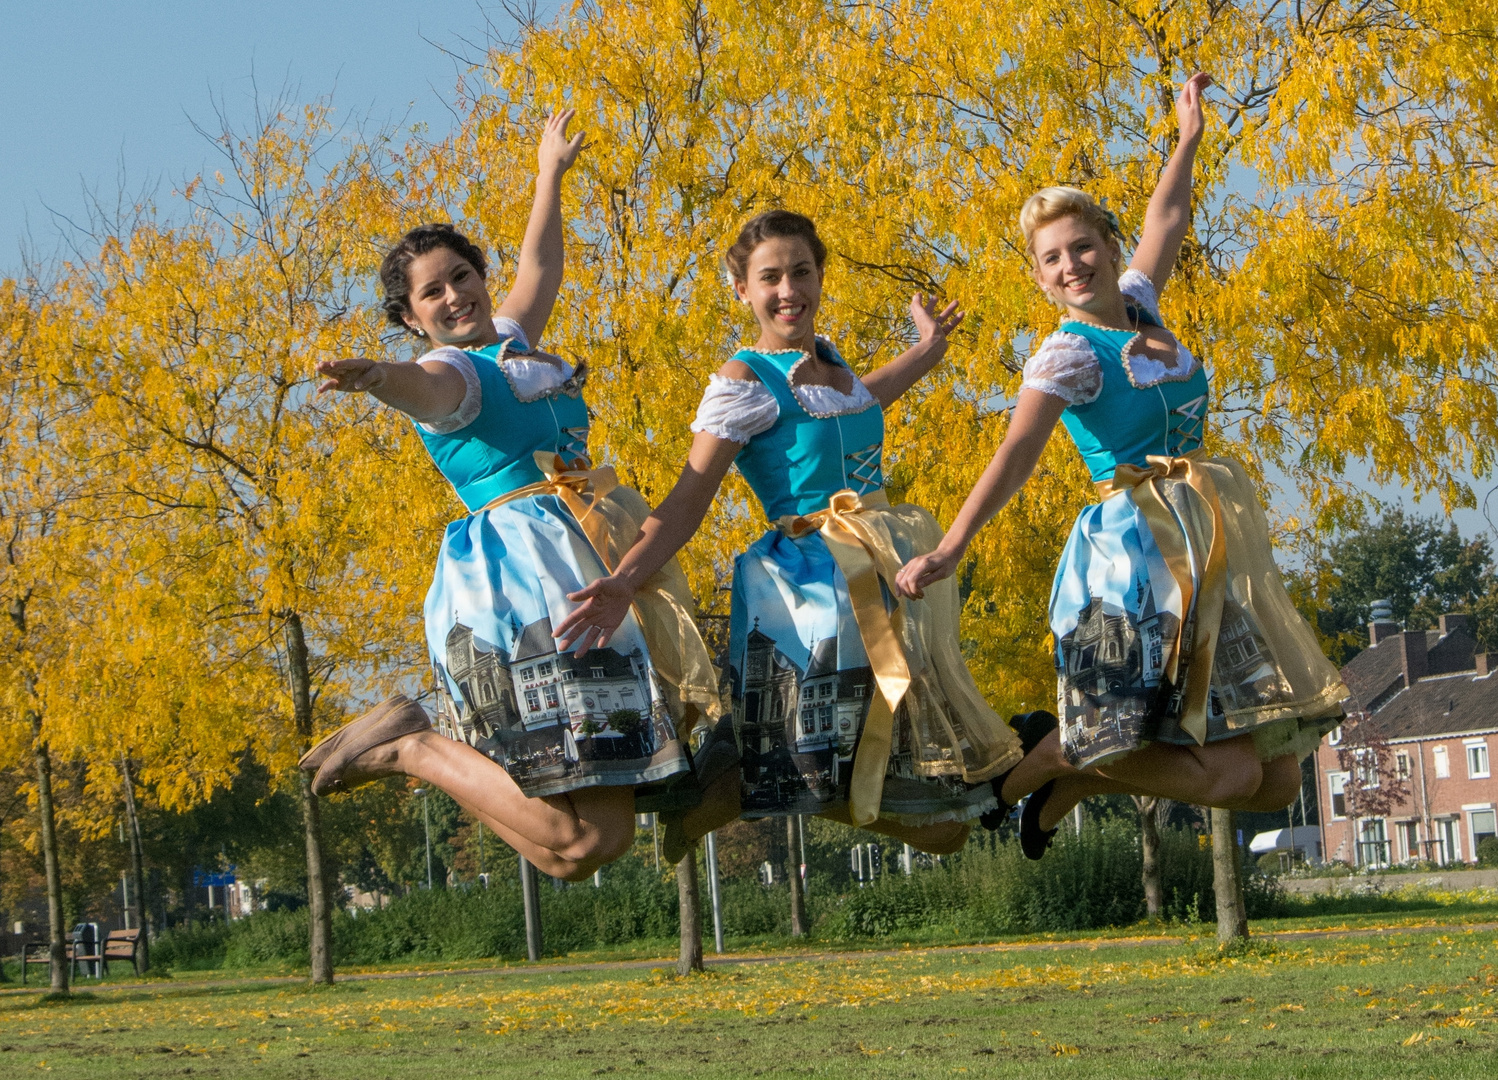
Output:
786,817,806,938
286,613,334,985
1133,796,1167,920
32,714,69,994
676,845,703,975
119,754,149,973
1211,807,1248,945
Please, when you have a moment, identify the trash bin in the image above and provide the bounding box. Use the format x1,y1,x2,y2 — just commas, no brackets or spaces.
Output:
70,923,100,979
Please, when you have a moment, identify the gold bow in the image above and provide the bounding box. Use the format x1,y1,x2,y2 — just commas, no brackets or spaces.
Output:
478,452,621,569
1096,451,1226,744
777,489,910,826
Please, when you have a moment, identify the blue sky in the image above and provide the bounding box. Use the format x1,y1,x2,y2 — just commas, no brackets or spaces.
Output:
2,2,1489,541
0,0,511,262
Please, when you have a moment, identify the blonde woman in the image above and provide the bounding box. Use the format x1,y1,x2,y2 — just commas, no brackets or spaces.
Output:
896,75,1346,857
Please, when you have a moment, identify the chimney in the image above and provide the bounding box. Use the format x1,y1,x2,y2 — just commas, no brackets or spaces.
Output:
1478,653,1493,677
1368,598,1400,647
1398,631,1428,685
1439,613,1471,637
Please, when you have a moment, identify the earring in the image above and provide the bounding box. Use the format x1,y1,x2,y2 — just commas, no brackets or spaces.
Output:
414,328,425,337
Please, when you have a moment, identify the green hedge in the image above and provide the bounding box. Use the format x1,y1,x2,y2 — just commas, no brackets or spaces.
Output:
149,821,1285,970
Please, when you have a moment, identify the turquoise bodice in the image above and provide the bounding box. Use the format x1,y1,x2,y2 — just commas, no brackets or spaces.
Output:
416,343,590,512
732,341,885,520
1055,311,1209,484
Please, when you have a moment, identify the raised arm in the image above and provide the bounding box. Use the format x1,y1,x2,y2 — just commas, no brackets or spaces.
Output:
860,293,964,408
494,110,586,346
552,425,743,654
893,388,1067,599
1127,73,1210,292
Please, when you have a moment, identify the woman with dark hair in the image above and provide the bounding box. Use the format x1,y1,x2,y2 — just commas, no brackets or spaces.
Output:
554,209,1024,854
305,111,721,881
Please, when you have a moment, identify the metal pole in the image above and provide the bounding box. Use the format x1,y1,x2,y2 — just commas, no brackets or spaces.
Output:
519,857,543,961
902,842,913,876
796,814,808,895
415,788,433,890
478,821,486,882
652,813,661,871
704,831,725,954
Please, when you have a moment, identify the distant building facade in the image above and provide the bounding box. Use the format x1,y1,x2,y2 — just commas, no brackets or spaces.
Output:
1314,612,1498,867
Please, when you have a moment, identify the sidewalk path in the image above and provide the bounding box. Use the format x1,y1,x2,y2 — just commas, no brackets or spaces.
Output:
6,920,1494,999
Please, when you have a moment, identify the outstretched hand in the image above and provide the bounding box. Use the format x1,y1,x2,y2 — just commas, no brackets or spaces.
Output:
537,109,586,177
1176,72,1212,145
910,293,963,346
553,574,636,656
315,357,385,395
894,546,962,601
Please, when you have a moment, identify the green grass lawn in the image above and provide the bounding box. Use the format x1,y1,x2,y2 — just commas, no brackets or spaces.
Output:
3,922,1496,1078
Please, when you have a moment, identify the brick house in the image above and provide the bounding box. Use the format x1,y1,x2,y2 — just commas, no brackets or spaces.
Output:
1314,612,1498,867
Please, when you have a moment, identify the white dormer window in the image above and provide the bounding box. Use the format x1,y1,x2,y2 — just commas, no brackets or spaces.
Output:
1466,740,1491,779
1433,745,1451,779
1327,725,1343,746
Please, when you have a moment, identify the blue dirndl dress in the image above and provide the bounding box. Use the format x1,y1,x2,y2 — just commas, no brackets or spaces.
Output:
709,341,1022,825
416,329,718,800
1033,273,1346,769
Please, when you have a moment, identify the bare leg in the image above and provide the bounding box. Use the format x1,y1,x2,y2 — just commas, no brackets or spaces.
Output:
816,803,971,855
1220,754,1301,812
1092,733,1264,808
349,731,636,882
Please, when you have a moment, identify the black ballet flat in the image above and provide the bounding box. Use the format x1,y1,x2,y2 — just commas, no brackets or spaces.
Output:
1019,779,1060,860
978,710,1059,831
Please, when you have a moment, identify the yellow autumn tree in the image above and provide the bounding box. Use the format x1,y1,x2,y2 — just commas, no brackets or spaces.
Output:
404,0,1496,711
39,97,446,983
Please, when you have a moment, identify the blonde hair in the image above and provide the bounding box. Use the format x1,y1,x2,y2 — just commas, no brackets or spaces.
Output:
1018,186,1122,268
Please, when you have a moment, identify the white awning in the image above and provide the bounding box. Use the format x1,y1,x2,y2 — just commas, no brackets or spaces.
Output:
1249,826,1321,854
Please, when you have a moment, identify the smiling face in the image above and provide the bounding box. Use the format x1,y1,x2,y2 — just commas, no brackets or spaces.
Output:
733,235,824,351
1029,215,1125,319
402,247,498,347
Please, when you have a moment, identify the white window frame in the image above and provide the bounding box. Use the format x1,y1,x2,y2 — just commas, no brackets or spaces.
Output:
1465,739,1490,780
1433,744,1451,779
1327,724,1343,746
1395,750,1411,780
1466,804,1496,860
1327,771,1349,820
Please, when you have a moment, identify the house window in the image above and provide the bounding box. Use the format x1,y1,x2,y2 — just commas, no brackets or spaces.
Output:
1466,741,1490,779
1354,747,1379,789
1437,818,1461,864
1358,819,1389,868
1328,772,1348,819
537,661,553,678
800,711,814,736
820,684,832,698
561,670,575,681
520,667,534,681
1327,725,1343,746
524,689,541,712
854,685,866,698
1397,820,1420,863
480,682,494,704
1433,745,1450,778
1395,751,1411,780
591,667,605,679
544,685,560,709
819,705,833,730
1470,809,1497,854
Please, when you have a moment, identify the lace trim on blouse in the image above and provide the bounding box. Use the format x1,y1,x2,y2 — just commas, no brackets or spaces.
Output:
1021,332,1104,406
417,317,582,433
784,354,878,419
690,375,782,444
1117,269,1158,316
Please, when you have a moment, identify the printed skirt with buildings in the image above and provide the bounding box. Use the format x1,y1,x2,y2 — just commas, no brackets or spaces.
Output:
1049,456,1346,770
425,487,720,802
723,501,1023,825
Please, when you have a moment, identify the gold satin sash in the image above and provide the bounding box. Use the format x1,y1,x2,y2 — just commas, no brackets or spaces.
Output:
1096,450,1226,744
479,452,721,733
776,489,911,826
478,452,621,568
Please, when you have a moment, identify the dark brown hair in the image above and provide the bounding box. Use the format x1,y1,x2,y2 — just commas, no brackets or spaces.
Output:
724,210,827,283
379,223,489,332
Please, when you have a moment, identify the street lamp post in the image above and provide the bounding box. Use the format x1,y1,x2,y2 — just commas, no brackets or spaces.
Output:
413,788,433,890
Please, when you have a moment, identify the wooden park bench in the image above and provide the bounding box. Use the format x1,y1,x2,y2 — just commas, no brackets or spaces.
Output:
101,928,141,976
